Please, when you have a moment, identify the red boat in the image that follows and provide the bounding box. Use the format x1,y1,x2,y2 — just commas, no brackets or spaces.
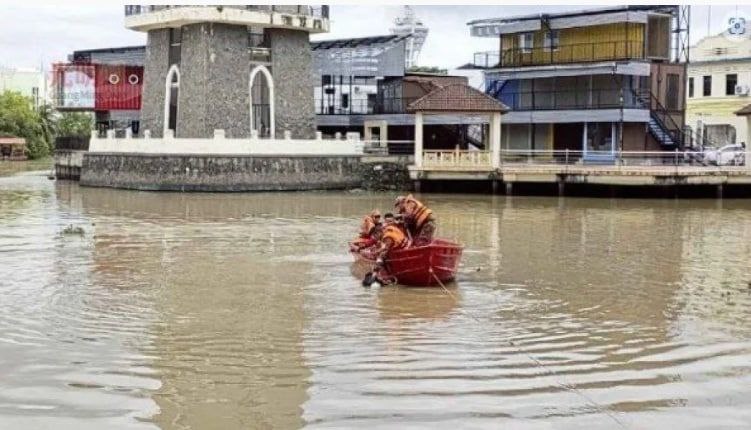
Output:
350,239,463,286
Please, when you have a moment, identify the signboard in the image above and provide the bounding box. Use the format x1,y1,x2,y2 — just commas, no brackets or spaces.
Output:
60,65,95,108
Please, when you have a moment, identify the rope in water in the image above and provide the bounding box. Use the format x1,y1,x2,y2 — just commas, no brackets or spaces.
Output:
427,268,627,429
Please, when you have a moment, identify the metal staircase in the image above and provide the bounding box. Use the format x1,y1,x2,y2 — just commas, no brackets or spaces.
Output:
485,79,506,99
634,89,682,149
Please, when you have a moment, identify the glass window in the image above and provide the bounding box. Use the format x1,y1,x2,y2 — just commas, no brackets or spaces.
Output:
341,93,349,109
703,75,712,96
543,30,559,51
688,77,694,98
519,33,534,53
726,73,738,95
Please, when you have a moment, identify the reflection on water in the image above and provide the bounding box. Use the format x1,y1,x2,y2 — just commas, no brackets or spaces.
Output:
1,171,751,429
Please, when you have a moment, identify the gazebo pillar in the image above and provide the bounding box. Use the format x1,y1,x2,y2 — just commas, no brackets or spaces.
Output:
414,111,424,168
489,112,502,168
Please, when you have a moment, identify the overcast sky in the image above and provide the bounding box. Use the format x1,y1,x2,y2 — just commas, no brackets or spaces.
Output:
1,4,749,71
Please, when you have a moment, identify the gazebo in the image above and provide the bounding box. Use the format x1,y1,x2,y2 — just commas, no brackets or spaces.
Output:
0,137,27,160
406,84,509,170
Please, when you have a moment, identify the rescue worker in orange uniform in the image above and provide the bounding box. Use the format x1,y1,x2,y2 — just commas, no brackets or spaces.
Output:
376,212,410,260
395,194,435,246
353,209,382,251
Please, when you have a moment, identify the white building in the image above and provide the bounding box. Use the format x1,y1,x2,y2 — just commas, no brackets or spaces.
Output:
0,66,48,108
687,32,751,146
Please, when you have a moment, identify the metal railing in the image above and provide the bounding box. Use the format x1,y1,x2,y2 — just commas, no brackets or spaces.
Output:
499,149,746,168
473,51,500,68
362,140,415,156
486,41,647,68
413,149,747,169
54,136,90,151
633,88,684,147
315,97,420,115
125,5,329,18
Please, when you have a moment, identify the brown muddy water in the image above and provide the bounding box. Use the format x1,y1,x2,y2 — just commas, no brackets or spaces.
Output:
1,166,751,429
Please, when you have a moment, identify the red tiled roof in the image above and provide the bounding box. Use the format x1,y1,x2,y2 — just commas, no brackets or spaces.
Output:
0,137,26,145
407,84,509,113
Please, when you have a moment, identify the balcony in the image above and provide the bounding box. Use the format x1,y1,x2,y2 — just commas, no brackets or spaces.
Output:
124,5,329,33
473,41,646,69
315,97,420,115
497,89,645,111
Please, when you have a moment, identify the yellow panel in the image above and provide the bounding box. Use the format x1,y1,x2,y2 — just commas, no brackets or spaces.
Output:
500,23,646,67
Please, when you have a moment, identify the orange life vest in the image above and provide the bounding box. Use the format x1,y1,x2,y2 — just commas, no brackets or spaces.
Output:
381,225,409,250
405,198,433,232
359,216,376,238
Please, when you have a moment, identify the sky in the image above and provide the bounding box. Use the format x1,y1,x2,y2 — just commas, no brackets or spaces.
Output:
1,4,750,71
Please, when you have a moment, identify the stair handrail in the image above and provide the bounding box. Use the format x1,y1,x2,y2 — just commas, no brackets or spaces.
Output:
633,88,685,148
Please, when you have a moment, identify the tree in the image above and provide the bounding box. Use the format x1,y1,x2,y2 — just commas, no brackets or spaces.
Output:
0,90,49,159
56,112,92,138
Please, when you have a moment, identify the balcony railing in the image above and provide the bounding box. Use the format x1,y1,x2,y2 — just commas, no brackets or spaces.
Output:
473,51,500,69
125,5,329,19
315,97,420,115
423,150,492,169
497,89,645,111
473,41,646,68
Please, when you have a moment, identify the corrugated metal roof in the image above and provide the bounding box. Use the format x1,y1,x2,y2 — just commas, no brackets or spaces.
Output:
311,34,410,50
467,5,674,26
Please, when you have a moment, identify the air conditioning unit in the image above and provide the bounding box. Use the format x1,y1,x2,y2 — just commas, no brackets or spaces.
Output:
735,85,749,96
353,86,361,94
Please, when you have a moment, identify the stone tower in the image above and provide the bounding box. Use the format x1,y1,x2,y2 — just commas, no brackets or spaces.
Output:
124,5,329,139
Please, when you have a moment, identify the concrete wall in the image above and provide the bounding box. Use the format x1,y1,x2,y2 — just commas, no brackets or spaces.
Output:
269,29,317,139
81,154,364,191
179,23,251,138
140,24,318,140
140,29,170,138
79,153,412,192
54,150,85,180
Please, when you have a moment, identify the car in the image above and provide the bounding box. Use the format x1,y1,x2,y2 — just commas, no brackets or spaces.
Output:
703,144,746,166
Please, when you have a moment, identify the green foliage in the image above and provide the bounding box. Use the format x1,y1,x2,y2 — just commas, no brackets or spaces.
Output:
408,66,448,75
57,112,93,139
0,90,93,159
0,91,51,159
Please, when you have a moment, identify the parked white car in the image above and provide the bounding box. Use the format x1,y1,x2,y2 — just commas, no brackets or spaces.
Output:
703,144,746,166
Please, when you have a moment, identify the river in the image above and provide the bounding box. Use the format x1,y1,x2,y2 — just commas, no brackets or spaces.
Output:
1,166,751,429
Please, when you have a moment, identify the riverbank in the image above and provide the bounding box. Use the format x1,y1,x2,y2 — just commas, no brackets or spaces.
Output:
0,157,52,177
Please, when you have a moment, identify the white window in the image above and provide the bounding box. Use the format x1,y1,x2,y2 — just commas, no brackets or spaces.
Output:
163,64,180,137
519,33,534,54
543,30,559,51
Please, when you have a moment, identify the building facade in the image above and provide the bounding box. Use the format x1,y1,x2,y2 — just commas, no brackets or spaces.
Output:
0,66,47,108
687,32,751,147
53,46,145,136
125,5,329,139
469,5,689,161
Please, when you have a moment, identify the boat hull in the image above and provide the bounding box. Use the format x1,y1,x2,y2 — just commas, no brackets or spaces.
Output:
350,239,463,286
